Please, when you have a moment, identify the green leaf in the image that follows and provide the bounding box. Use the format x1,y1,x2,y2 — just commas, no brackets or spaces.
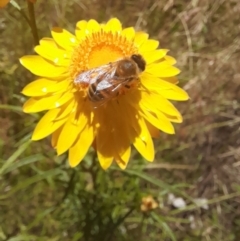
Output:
2,154,44,174
26,207,56,230
0,168,63,200
0,139,32,176
0,104,23,113
119,168,191,198
151,212,176,241
9,0,21,11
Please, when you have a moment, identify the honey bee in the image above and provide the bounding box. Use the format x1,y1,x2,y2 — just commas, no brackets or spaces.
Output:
74,54,146,106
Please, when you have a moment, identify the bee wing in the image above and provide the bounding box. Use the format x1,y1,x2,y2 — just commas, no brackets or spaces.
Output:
96,79,114,91
88,63,120,92
91,77,133,108
74,64,115,85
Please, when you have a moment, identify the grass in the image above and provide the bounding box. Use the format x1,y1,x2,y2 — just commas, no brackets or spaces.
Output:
1,0,240,240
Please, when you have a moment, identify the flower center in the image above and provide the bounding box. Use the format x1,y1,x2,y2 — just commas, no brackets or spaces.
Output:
69,29,138,86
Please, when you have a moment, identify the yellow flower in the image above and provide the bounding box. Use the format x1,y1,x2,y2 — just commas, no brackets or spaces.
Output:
141,195,158,212
20,18,189,170
0,0,9,8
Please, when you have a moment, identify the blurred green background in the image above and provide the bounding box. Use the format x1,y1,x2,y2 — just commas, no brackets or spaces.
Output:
1,0,240,240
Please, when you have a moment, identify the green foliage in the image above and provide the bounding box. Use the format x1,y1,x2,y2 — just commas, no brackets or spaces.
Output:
0,146,188,241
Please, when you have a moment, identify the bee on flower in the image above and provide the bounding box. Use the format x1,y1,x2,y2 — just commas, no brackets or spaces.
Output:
20,18,189,169
74,54,146,106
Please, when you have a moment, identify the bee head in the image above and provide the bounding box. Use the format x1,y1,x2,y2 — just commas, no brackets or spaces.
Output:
131,54,146,72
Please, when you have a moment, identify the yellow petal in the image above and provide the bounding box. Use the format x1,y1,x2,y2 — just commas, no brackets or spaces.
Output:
52,91,74,108
39,38,57,48
140,92,181,124
140,108,175,134
162,76,179,84
140,39,159,52
156,111,175,133
76,20,88,30
23,92,73,113
97,154,114,170
107,98,139,169
134,136,154,162
133,118,154,161
107,101,134,160
97,144,114,170
121,146,131,164
23,96,59,113
68,124,94,167
22,78,70,97
57,103,90,155
38,38,71,67
141,73,189,101
140,89,182,118
142,49,169,64
54,99,76,121
121,103,142,143
32,109,67,140
34,45,69,66
146,121,160,138
51,126,63,148
146,62,180,77
133,116,150,144
165,114,183,123
20,56,66,78
75,29,86,41
141,73,171,90
134,32,149,47
86,19,100,32
104,18,122,32
121,27,135,40
119,96,155,162
51,27,77,50
164,55,177,65
96,112,114,170
159,86,189,101
115,146,131,170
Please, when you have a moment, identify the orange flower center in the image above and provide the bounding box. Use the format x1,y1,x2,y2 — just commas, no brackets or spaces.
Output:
69,29,138,85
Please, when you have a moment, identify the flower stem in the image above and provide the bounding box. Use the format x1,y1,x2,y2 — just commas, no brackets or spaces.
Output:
18,8,31,27
27,1,39,46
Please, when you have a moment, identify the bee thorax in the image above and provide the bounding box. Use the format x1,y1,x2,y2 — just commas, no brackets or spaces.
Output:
116,60,138,77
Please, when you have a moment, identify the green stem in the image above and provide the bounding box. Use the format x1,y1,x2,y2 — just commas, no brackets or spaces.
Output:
18,8,31,27
170,191,240,215
9,0,31,29
105,207,135,241
27,1,39,46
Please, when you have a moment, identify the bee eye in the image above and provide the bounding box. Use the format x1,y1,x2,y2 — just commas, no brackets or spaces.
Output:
131,54,138,61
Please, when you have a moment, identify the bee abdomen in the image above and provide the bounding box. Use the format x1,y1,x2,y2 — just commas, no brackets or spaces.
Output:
88,84,109,102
